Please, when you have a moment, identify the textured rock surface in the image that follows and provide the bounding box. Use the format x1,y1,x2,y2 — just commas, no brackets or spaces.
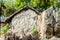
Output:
45,7,56,39
46,24,53,39
10,9,41,39
1,7,60,40
40,7,57,40
55,9,60,37
40,7,60,40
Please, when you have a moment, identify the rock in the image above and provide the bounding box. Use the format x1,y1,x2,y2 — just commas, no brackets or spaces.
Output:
49,36,60,40
5,33,14,40
10,9,41,39
22,34,40,40
46,24,53,39
45,7,56,39
40,7,56,40
22,35,32,40
3,6,60,40
55,9,60,37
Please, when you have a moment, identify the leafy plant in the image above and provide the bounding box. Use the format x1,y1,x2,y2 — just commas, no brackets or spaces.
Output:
1,24,9,34
32,26,38,35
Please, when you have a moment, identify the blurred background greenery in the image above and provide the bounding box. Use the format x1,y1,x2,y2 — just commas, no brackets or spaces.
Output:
0,0,60,17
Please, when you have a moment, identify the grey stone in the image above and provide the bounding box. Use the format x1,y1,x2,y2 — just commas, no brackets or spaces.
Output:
10,9,41,39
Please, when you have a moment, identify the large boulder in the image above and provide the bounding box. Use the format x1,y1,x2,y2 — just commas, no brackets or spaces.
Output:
10,9,41,39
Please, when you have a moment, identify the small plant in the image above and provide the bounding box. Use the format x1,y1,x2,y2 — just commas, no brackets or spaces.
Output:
32,25,38,35
1,23,9,34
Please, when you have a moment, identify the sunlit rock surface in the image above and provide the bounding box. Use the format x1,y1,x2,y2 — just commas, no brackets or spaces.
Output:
40,7,59,40
11,9,41,39
41,8,60,40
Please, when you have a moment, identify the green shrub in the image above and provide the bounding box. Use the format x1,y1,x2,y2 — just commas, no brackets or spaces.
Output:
1,23,9,34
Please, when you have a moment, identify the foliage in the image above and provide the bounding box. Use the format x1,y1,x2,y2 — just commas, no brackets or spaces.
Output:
13,0,26,10
1,24,9,34
0,0,16,17
57,2,60,8
0,0,60,17
32,26,38,35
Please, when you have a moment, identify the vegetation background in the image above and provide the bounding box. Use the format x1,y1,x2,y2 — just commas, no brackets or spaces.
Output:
0,0,60,17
